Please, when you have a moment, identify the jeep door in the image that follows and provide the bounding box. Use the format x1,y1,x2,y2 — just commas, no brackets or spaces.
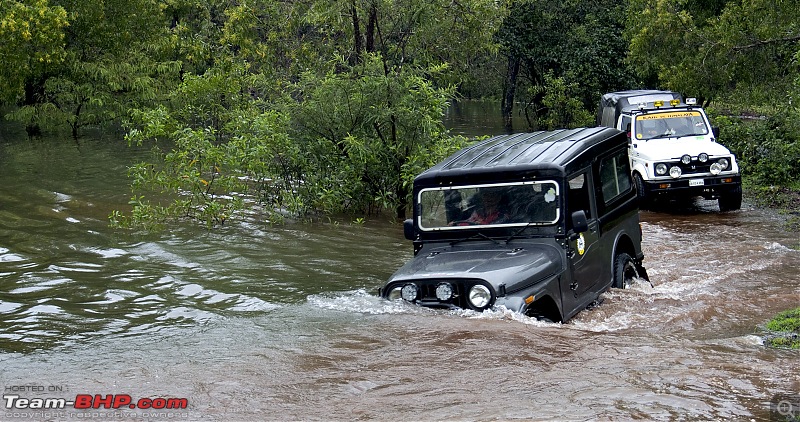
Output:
562,171,602,316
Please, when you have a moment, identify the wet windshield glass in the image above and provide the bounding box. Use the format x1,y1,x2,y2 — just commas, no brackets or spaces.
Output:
418,181,560,230
634,111,708,140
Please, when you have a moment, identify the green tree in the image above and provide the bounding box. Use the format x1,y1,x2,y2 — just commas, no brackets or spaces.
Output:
626,0,800,105
0,0,68,129
291,54,468,219
115,63,292,229
2,0,182,137
497,0,632,130
115,0,499,228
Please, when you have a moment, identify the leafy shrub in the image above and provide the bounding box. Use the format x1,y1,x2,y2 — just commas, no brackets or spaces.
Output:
714,110,800,188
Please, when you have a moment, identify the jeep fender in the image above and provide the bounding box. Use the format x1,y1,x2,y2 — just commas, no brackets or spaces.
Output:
630,161,650,181
611,231,637,270
610,231,647,282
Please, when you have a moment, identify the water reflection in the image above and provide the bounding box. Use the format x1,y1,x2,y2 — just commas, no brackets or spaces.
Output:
444,99,514,137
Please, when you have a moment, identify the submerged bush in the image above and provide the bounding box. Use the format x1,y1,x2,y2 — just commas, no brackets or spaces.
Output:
112,55,470,229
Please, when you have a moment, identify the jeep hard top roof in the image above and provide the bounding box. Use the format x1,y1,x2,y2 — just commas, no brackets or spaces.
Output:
414,127,625,187
600,90,684,112
597,90,689,127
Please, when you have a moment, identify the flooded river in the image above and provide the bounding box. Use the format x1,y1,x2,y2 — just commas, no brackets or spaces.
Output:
0,122,798,421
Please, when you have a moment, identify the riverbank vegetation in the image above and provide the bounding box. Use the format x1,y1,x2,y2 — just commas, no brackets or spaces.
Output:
764,307,800,349
1,0,798,228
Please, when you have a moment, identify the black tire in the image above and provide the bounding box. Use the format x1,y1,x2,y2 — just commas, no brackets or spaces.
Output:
633,173,650,210
613,252,637,289
718,185,742,212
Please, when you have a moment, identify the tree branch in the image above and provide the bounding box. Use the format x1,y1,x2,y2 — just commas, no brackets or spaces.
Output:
732,34,800,51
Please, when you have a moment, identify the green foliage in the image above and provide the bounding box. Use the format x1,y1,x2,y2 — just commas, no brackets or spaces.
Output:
712,110,800,187
2,0,181,136
497,0,632,129
766,308,800,333
535,73,595,130
764,307,800,349
626,0,800,103
115,53,468,227
290,54,467,218
114,65,293,229
0,0,68,104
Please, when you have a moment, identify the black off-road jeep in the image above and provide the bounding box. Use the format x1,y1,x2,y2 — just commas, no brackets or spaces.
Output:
380,127,648,322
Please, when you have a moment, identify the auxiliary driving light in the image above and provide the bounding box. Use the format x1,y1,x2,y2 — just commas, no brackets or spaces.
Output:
710,163,723,175
435,282,454,301
698,153,709,163
400,283,418,301
669,166,682,178
681,154,692,165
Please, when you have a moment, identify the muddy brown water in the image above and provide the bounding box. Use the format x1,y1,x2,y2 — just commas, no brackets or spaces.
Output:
1,127,798,421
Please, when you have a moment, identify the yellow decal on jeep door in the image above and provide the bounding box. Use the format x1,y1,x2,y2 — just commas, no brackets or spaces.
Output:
577,233,585,255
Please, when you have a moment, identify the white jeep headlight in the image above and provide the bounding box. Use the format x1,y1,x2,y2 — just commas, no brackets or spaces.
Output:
468,285,492,309
655,163,668,175
388,286,403,300
717,158,729,170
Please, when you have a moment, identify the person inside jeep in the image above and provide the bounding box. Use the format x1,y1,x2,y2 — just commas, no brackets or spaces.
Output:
465,189,509,225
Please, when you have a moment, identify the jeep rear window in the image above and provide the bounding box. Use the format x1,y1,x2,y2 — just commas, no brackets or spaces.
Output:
635,111,708,139
417,181,560,231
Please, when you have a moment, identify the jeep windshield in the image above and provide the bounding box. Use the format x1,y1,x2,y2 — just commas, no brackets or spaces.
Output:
417,181,560,231
634,110,709,140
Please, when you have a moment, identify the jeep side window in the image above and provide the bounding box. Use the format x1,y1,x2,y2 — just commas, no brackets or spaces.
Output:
599,150,632,205
567,173,591,225
621,116,632,139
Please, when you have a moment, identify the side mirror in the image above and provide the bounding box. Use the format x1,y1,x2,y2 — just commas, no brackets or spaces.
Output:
712,126,720,138
403,218,416,240
571,210,588,234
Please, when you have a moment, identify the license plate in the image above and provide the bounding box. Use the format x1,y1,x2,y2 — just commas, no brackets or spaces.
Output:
689,179,705,186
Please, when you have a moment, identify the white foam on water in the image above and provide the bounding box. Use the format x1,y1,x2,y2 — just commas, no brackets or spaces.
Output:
307,288,431,315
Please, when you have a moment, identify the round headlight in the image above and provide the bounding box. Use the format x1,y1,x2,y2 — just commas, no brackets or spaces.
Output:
718,158,729,170
669,166,682,178
698,153,709,163
655,163,668,175
435,282,454,301
400,283,418,301
468,284,492,309
681,154,692,165
710,163,723,175
388,286,402,301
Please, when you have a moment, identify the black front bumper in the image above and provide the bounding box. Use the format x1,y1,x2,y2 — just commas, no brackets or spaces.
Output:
644,174,741,198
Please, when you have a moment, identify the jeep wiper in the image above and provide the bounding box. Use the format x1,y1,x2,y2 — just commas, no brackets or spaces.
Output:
505,223,535,243
450,232,501,247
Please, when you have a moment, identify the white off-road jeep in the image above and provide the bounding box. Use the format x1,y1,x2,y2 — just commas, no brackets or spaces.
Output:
598,90,742,211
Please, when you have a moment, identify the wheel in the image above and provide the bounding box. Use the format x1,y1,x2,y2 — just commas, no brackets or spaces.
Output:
718,185,742,212
613,252,638,289
633,173,650,210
